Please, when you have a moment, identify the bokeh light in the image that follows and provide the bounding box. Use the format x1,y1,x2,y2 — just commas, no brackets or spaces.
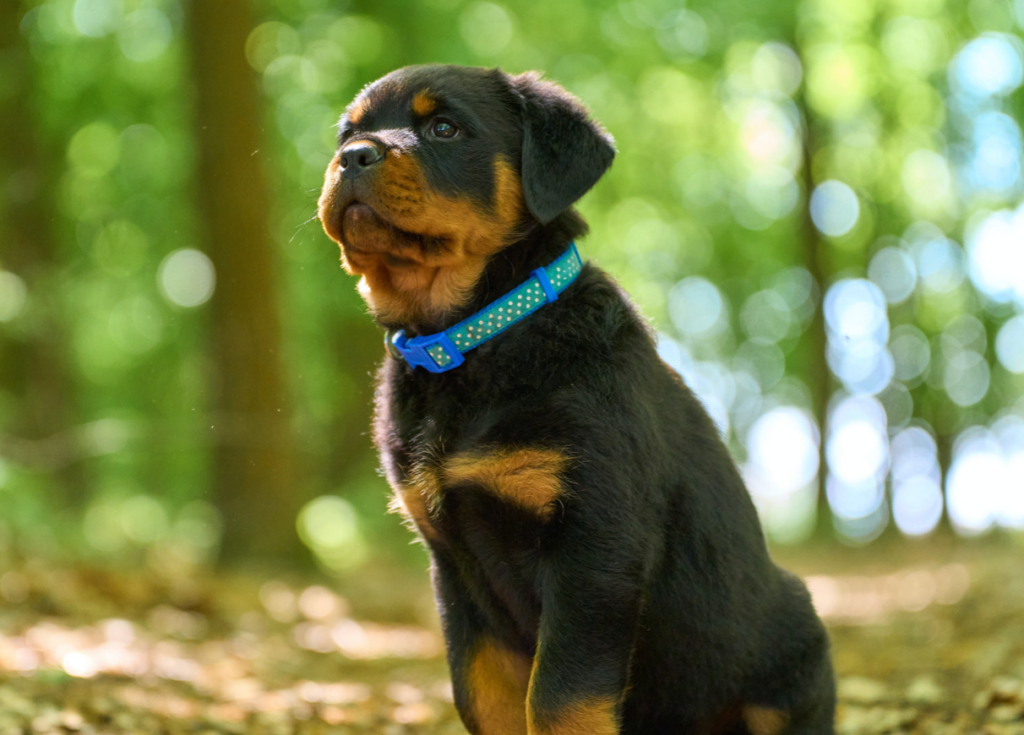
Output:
944,350,990,407
827,395,890,541
741,102,798,166
118,9,173,62
881,16,945,74
966,112,1022,194
889,427,943,536
902,151,954,216
746,166,800,221
995,315,1024,373
743,406,819,543
951,34,1024,98
947,428,1008,534
120,495,169,544
668,277,726,338
297,496,367,573
741,290,793,344
810,180,860,237
908,226,966,295
67,121,120,177
157,249,216,308
941,315,990,407
967,203,1024,306
824,279,888,343
72,0,124,38
890,325,931,384
655,10,708,59
944,416,1024,535
459,2,513,57
824,279,892,394
0,271,28,323
751,42,803,96
994,416,1024,529
806,44,875,119
868,245,917,304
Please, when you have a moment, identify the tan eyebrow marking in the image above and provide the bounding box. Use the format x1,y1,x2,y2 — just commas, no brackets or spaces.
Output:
412,90,438,117
347,96,369,125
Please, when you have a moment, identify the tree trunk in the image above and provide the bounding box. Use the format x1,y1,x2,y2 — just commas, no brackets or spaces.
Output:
183,0,307,567
792,65,834,541
0,0,87,503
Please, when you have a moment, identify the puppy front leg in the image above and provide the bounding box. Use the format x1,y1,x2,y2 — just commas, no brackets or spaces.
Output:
433,552,532,735
526,544,645,735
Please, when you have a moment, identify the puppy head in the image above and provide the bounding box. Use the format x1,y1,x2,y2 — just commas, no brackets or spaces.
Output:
318,64,614,327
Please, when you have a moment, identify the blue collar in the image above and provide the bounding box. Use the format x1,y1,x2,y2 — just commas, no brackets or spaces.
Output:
386,243,583,373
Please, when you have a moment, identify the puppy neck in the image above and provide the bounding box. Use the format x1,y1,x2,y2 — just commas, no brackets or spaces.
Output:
396,209,589,337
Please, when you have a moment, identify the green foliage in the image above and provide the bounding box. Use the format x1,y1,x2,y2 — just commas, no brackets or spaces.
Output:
1,0,1023,572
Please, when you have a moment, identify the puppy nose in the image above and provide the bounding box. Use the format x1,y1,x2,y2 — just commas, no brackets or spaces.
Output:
340,142,383,175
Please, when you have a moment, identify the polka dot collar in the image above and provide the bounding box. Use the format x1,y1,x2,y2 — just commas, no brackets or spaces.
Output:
386,243,583,373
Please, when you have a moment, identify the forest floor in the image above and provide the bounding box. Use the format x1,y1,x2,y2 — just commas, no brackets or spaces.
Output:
1,537,1023,735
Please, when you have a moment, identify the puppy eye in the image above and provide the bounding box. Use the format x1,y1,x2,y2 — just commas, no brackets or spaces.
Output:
431,118,459,139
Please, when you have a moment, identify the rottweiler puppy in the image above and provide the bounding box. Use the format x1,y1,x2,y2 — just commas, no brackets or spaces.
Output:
318,64,835,735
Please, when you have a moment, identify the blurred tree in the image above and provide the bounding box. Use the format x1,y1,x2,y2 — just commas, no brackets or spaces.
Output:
792,42,834,539
184,0,307,567
0,0,87,503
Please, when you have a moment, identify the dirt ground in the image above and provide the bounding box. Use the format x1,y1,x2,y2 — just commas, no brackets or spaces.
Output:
1,536,1023,734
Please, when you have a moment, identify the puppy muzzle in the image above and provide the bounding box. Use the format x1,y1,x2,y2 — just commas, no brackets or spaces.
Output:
339,140,384,181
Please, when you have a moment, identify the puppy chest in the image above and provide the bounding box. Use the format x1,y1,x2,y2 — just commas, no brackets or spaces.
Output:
389,446,570,543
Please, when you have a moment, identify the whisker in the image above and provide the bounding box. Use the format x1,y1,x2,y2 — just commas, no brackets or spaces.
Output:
290,211,322,244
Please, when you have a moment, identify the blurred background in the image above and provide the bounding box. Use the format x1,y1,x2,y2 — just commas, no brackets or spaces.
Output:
2,0,1024,584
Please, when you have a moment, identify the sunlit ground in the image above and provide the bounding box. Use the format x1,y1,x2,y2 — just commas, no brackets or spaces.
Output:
2,537,1023,734
0,560,459,733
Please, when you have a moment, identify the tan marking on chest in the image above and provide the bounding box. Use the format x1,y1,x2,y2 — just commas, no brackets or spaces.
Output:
444,448,568,520
388,464,442,541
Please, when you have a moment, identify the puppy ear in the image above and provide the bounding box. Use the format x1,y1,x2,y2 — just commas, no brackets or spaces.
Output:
511,72,615,224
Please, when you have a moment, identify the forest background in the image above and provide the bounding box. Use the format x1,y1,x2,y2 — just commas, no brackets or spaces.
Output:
2,0,1024,582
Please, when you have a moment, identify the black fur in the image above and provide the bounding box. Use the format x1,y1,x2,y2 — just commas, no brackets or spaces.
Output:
330,64,835,734
512,72,616,224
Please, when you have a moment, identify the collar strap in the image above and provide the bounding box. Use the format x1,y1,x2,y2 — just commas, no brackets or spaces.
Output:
386,243,583,373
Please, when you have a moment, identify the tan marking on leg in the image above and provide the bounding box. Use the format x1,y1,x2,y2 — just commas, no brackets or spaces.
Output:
468,637,531,735
527,697,618,735
743,705,789,735
388,464,442,541
445,448,568,520
411,90,437,117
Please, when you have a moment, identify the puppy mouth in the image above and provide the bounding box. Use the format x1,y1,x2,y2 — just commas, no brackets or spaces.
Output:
341,202,394,245
340,202,427,266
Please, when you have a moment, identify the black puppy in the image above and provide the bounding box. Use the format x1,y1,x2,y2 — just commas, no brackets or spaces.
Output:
318,64,835,735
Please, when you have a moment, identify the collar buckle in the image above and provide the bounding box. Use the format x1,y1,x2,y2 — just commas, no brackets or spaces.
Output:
390,330,465,374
